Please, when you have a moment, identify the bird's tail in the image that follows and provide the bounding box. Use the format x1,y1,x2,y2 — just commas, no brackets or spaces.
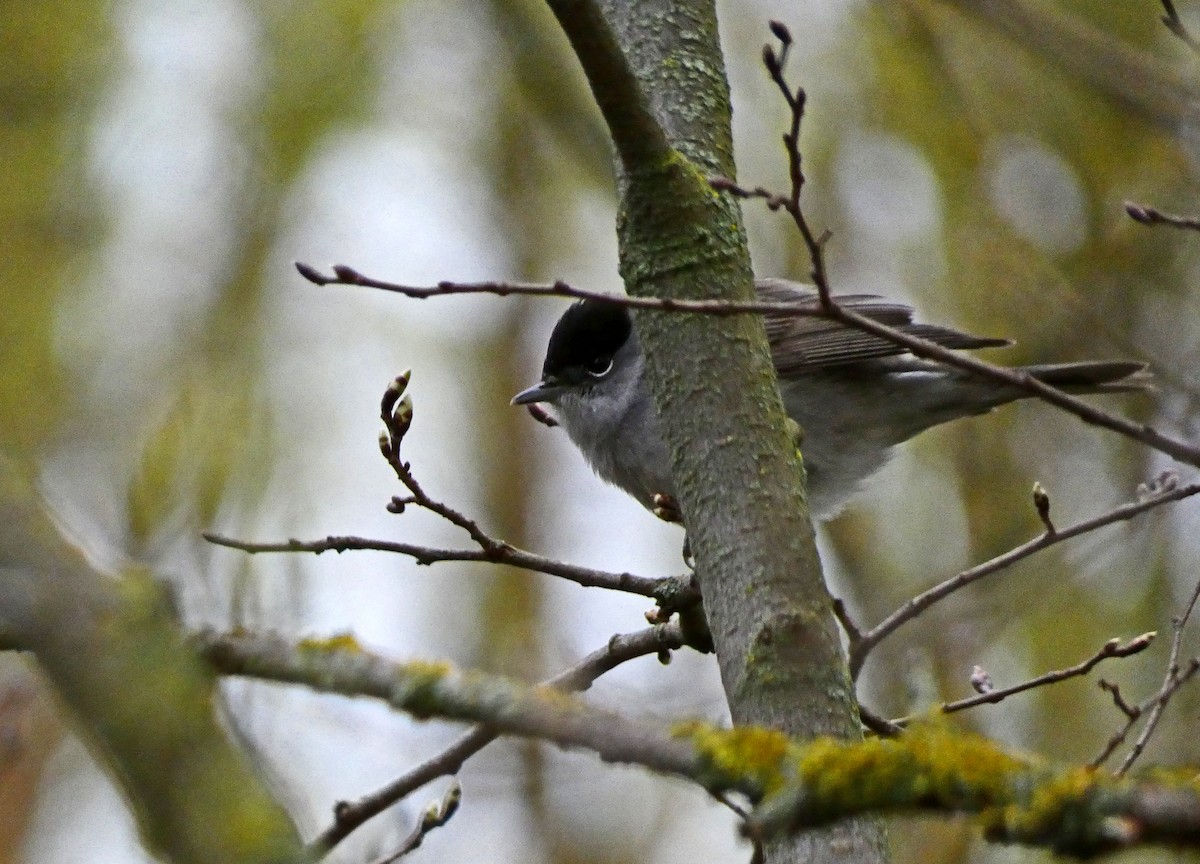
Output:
1020,361,1152,394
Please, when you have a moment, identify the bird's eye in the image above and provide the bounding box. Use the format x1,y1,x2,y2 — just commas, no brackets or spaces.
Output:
584,355,613,377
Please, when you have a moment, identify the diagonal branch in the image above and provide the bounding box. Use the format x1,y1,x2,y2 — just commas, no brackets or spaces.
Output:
1092,573,1200,775
202,631,702,781
886,633,1156,726
306,622,685,856
542,0,669,170
848,481,1200,678
1161,0,1200,54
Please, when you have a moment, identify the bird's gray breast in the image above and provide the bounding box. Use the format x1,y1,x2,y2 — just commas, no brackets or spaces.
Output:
555,386,674,510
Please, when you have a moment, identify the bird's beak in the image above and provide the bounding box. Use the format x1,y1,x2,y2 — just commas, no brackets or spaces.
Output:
511,379,556,405
511,380,563,406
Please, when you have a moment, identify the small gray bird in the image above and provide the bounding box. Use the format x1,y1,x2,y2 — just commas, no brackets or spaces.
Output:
512,278,1149,520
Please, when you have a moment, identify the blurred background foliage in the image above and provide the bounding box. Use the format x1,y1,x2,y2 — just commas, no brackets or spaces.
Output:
3,1,1200,863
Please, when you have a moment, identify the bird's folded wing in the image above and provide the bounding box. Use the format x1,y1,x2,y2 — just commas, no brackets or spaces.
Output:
754,279,1009,374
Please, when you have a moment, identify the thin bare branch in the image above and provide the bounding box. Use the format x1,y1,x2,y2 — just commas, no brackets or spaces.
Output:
365,781,460,864
882,635,1154,729
943,634,1154,716
758,27,832,305
849,483,1200,678
203,531,695,605
716,27,1200,473
1115,573,1200,776
207,372,703,612
295,262,830,317
1099,679,1140,721
308,623,686,856
1126,201,1200,232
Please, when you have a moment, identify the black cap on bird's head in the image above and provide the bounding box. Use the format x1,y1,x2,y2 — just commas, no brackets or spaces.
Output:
511,300,633,405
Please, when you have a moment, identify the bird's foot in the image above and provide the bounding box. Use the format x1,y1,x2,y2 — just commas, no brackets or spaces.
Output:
651,492,683,523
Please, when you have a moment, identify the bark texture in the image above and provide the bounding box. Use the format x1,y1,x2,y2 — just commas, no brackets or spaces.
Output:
545,2,890,861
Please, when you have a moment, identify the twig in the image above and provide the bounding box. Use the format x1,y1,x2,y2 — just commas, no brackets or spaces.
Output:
716,24,1200,473
848,482,1200,678
1091,573,1200,772
296,263,830,317
1161,0,1200,54
206,372,703,612
1115,572,1200,776
304,271,1200,475
1099,679,1139,720
882,635,1154,729
757,24,832,304
377,372,498,552
308,623,686,856
938,634,1154,715
366,781,461,864
203,531,697,607
1126,201,1200,232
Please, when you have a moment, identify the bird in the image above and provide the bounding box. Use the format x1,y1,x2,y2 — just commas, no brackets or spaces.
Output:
512,278,1150,520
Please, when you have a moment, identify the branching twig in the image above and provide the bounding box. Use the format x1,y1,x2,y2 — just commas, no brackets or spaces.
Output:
757,22,832,304
307,622,686,856
1099,679,1140,721
206,372,703,614
847,482,1200,678
365,781,461,864
203,532,695,604
377,372,498,552
1091,573,1200,772
712,23,1200,472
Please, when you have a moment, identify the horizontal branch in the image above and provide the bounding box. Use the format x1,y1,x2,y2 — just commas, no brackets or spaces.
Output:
296,263,830,315
200,630,1200,857
303,259,1200,472
203,532,698,608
